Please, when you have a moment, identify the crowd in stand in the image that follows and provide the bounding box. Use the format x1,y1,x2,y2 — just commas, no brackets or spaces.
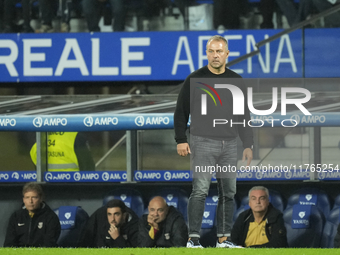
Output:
0,0,339,33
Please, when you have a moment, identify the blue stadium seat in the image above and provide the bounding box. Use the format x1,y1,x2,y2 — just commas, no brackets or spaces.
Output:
320,207,340,248
54,206,89,247
283,204,325,247
155,187,189,223
332,194,340,210
286,188,331,218
103,188,144,217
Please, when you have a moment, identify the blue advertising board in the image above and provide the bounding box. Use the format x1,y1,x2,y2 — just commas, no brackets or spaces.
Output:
0,29,303,82
304,28,340,78
0,112,339,132
1,169,338,182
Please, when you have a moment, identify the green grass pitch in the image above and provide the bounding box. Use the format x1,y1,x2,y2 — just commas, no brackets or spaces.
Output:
1,248,339,255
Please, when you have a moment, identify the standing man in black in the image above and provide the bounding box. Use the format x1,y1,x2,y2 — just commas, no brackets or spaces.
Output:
174,35,253,248
4,182,61,247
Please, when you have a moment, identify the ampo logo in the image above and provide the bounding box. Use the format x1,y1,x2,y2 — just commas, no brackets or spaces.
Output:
318,172,326,180
11,172,19,180
84,116,94,127
102,172,109,181
255,171,263,180
33,117,43,128
45,172,53,181
74,172,81,181
285,171,292,179
164,171,172,181
290,114,301,125
135,171,142,181
135,116,145,127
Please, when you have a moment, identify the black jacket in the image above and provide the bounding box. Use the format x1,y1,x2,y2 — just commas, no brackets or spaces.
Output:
174,65,253,149
231,204,288,248
4,202,61,247
138,206,188,247
78,206,139,248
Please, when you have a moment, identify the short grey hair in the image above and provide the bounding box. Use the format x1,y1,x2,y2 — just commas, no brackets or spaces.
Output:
248,186,269,199
206,35,228,51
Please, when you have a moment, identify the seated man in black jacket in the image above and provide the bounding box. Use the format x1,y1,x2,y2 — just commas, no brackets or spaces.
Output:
4,182,61,247
138,196,188,247
78,199,138,248
231,186,288,248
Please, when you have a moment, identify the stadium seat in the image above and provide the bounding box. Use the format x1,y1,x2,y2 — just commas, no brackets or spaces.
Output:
54,206,89,247
332,194,340,210
103,188,145,217
320,207,340,248
283,204,325,247
286,188,331,218
154,187,189,222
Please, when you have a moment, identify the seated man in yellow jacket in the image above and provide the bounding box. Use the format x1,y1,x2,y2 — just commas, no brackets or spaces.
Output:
30,132,95,171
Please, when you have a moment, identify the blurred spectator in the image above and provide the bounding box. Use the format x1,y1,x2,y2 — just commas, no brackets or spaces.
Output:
59,0,83,32
78,199,139,248
35,0,58,33
296,0,340,27
2,0,34,33
214,0,249,29
3,182,61,247
259,0,298,28
82,0,128,32
260,0,340,28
